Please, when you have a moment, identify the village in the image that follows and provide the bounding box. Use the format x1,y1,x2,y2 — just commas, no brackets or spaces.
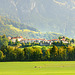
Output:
8,36,69,46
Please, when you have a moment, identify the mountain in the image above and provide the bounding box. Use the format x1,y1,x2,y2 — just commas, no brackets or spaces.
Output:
0,0,74,38
0,16,62,39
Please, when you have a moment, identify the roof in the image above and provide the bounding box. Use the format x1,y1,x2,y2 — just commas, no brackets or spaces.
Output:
61,39,65,41
11,37,19,39
11,36,23,39
19,36,23,38
48,40,51,41
20,39,46,41
52,39,59,41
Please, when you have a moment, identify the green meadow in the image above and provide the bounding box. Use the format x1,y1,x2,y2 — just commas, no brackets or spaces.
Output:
0,61,75,75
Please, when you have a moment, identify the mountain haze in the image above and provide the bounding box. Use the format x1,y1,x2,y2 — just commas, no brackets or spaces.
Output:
0,16,62,39
0,0,75,38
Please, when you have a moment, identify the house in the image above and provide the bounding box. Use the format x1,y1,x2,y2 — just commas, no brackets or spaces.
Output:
51,39,60,43
11,36,23,42
40,40,51,46
8,37,11,40
48,40,52,45
20,39,46,43
62,40,69,44
60,38,69,44
20,39,28,43
36,39,45,43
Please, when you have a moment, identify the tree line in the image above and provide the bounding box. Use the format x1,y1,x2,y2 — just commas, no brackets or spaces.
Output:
0,45,75,61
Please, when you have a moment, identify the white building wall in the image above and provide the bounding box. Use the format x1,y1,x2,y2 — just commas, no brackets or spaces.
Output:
18,38,23,41
11,39,16,42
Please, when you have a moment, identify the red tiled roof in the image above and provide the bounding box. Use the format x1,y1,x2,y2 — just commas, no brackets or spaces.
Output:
21,39,28,41
48,40,51,41
52,39,59,41
11,36,23,39
61,39,65,41
20,39,45,41
28,39,45,41
20,36,23,38
11,37,18,39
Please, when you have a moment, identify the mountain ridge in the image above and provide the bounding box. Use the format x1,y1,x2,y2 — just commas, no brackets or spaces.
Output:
0,16,62,39
0,0,75,38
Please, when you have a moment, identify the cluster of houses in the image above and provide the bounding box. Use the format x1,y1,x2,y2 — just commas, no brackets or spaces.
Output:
8,36,69,46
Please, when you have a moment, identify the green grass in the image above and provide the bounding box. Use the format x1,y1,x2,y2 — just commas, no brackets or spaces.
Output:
0,61,75,75
71,43,75,46
19,45,53,50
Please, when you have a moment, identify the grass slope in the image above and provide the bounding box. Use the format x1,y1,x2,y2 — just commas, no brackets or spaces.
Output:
0,61,75,75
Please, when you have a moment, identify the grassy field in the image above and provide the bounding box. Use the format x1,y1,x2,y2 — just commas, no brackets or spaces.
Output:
71,43,75,46
10,45,53,50
0,61,75,75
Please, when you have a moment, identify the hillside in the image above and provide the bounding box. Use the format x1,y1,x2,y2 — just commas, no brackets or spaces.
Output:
0,16,62,39
0,0,75,38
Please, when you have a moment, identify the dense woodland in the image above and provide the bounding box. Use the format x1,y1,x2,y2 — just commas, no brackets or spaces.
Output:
0,44,75,61
0,35,75,61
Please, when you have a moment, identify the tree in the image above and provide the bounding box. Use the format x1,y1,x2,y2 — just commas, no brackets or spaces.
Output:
3,41,8,46
59,46,66,60
22,43,25,47
7,50,17,61
67,46,74,60
71,39,74,43
9,40,12,45
0,50,5,61
2,34,6,38
51,45,58,54
58,36,62,39
23,47,28,60
41,46,47,57
15,48,25,61
50,45,58,60
15,39,19,44
32,42,35,46
45,50,50,60
42,46,46,50
28,42,31,46
30,47,42,61
0,36,9,47
60,40,63,45
65,37,70,43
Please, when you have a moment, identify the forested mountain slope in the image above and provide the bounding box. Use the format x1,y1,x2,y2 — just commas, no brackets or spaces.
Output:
0,0,75,38
0,16,62,39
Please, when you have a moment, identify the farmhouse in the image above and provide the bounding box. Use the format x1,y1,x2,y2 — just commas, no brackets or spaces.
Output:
9,36,23,42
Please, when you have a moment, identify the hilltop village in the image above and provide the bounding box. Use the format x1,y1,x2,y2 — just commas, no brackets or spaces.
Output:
8,36,69,46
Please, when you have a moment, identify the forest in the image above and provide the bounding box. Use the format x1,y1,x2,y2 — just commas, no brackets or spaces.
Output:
0,44,75,61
